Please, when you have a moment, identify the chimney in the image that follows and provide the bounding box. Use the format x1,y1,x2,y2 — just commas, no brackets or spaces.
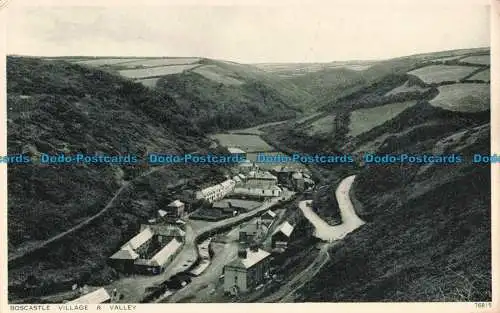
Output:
238,248,247,259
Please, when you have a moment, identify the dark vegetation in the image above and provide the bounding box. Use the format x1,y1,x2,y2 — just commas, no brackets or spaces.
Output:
6,56,230,301
156,71,300,132
298,126,491,301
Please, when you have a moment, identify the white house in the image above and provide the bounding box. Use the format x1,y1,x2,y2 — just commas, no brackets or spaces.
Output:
196,179,236,203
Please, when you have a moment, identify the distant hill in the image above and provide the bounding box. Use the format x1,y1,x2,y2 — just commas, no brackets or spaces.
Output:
59,56,315,129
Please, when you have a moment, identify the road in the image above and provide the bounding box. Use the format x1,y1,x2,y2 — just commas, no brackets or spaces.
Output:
106,189,295,303
164,225,243,303
259,175,365,302
299,175,364,242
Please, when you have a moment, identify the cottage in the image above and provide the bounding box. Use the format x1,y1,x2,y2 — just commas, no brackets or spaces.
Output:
246,171,278,184
134,238,183,275
212,199,261,213
260,210,277,225
68,288,111,304
167,200,185,218
232,186,282,199
239,221,261,243
144,224,186,244
271,221,294,250
292,172,305,191
157,210,168,220
238,159,256,174
109,225,185,274
223,247,271,294
195,179,236,203
232,175,242,184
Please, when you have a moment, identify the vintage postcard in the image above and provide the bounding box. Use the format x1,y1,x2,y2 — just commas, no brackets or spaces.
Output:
0,0,497,312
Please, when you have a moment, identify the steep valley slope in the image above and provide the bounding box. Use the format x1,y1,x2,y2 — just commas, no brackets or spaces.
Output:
260,48,491,301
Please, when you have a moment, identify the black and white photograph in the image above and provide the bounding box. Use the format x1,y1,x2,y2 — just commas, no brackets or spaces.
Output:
2,0,495,309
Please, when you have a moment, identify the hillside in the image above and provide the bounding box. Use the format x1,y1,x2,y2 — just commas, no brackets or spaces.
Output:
259,48,491,301
6,56,229,300
63,57,314,129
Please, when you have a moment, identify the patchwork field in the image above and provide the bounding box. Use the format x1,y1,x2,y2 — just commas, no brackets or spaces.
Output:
304,114,336,136
118,58,201,68
192,65,244,85
348,100,418,137
210,134,275,152
430,55,465,63
466,69,490,82
408,65,480,85
118,64,200,79
136,77,161,88
459,55,490,65
384,80,430,96
74,58,140,66
429,83,490,112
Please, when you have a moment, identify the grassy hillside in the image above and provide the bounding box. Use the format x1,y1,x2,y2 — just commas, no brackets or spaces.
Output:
156,70,300,131
66,57,314,129
297,124,490,301
258,48,491,301
6,56,229,300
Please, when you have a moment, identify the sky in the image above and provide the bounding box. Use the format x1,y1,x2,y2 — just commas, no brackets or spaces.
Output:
5,1,491,63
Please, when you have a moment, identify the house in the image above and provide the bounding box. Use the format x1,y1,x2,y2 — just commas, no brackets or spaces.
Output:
212,199,261,213
232,186,282,199
246,171,278,184
238,174,246,182
292,172,305,191
108,227,155,272
239,221,261,243
232,175,242,184
223,247,271,295
260,210,277,225
166,200,185,218
157,210,168,221
68,288,111,304
271,221,294,250
195,179,236,203
134,238,183,275
143,224,186,244
109,225,185,274
238,159,256,174
228,147,247,160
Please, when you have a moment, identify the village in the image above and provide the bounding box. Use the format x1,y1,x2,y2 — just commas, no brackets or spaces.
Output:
65,147,316,304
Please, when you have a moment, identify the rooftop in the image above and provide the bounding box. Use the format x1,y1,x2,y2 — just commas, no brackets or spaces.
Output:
150,238,183,266
110,246,140,260
262,210,277,218
248,171,277,180
212,198,262,210
273,221,294,238
168,200,184,207
68,288,111,304
228,147,246,154
123,227,154,250
240,222,260,234
227,248,270,269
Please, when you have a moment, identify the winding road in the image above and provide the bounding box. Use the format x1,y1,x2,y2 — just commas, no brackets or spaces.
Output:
260,174,365,302
299,175,365,242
